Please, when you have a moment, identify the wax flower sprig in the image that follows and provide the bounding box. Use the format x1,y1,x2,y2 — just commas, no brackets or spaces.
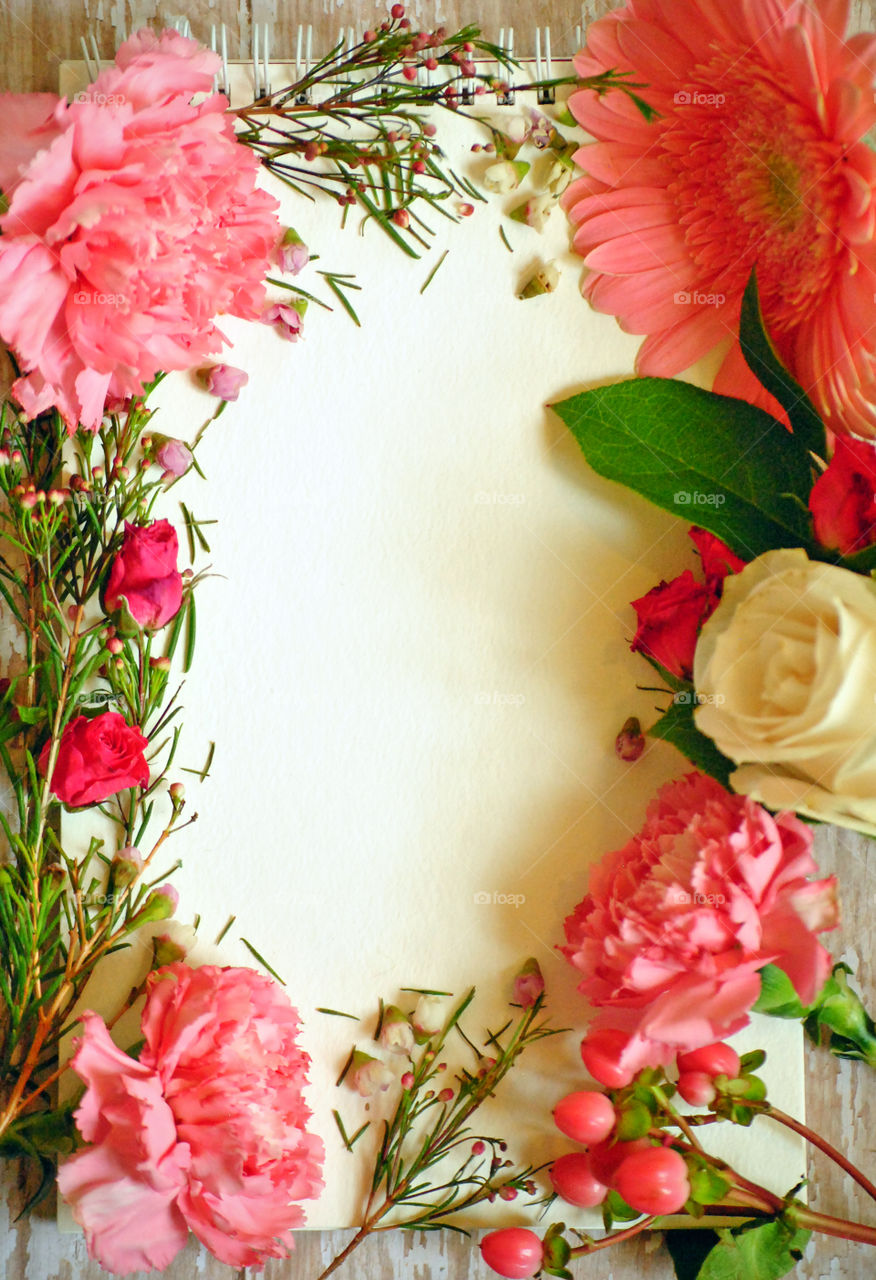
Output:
481,1040,876,1280
318,966,560,1279
0,389,211,1166
235,5,650,257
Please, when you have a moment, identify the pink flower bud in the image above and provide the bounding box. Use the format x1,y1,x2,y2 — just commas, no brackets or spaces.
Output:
513,957,544,1009
110,846,143,890
263,303,304,342
155,438,193,479
438,1087,454,1103
200,364,249,402
107,637,123,655
401,1071,415,1089
347,1050,395,1098
169,782,185,804
278,228,310,275
139,884,179,923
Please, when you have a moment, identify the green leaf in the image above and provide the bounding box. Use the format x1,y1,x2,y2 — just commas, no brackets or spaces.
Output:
666,1230,722,1280
696,1220,810,1280
551,378,815,560
648,696,735,787
739,271,827,460
803,963,876,1066
753,965,806,1020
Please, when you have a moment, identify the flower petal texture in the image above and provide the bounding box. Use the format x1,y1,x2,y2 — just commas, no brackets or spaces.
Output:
59,964,324,1273
563,772,838,1072
39,711,150,806
0,28,281,432
695,547,876,833
564,0,876,437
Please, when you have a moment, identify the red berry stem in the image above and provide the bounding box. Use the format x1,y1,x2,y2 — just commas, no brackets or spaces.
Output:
567,1214,657,1258
789,1206,876,1247
755,1103,876,1204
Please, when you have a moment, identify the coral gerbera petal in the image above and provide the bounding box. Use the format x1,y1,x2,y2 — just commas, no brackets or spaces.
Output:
565,0,876,437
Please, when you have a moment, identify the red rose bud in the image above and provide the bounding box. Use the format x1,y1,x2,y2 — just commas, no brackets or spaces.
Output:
39,713,149,806
810,435,876,554
480,1228,543,1279
105,520,183,632
688,527,745,584
615,715,645,762
512,956,544,1008
200,364,249,402
139,884,179,924
630,570,712,680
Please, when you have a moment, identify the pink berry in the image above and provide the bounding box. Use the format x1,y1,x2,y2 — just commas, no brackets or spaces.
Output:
480,1228,542,1279
676,1071,717,1107
676,1042,740,1080
391,3,405,17
580,1028,636,1088
553,1090,616,1145
402,64,418,80
614,1146,691,1216
588,1138,651,1188
549,1152,608,1208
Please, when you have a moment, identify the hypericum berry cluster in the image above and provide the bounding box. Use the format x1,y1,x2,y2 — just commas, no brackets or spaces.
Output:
478,1033,774,1279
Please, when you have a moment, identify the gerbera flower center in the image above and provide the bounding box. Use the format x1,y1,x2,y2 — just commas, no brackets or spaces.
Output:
664,60,845,329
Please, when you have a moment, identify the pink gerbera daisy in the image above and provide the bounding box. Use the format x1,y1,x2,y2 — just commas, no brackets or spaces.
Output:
563,0,876,437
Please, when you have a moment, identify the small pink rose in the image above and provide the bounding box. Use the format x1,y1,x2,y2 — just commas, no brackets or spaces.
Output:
105,520,183,632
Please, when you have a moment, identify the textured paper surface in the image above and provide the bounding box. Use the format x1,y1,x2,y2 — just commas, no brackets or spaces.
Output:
58,61,807,1231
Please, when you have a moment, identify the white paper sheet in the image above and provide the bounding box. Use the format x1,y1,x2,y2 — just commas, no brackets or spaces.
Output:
57,60,806,1232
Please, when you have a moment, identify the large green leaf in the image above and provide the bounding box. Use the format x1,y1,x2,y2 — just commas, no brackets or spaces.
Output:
695,1220,811,1280
648,695,734,788
551,379,815,560
739,272,827,461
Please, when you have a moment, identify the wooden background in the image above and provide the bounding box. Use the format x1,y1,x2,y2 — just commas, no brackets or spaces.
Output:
1,1,875,1278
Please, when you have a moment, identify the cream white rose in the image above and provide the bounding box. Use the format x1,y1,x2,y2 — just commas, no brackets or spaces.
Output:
693,547,876,835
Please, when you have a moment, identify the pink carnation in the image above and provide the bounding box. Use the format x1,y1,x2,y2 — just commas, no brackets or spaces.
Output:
0,29,281,433
563,0,876,437
563,773,838,1074
58,964,324,1275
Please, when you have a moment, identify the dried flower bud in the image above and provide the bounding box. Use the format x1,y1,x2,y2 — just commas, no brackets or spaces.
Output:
412,994,447,1042
615,716,645,762
347,1050,395,1098
151,932,188,968
110,846,143,890
379,1005,415,1056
